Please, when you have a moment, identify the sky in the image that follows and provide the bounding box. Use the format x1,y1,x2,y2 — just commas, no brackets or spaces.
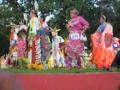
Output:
0,0,22,4
0,0,2,3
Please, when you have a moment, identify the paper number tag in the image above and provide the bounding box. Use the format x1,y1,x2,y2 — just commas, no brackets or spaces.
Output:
70,33,80,40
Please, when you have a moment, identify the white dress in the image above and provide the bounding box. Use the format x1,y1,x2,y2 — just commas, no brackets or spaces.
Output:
52,36,65,67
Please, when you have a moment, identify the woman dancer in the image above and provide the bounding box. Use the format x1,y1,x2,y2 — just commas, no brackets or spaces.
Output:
38,15,51,63
66,8,89,70
91,15,116,70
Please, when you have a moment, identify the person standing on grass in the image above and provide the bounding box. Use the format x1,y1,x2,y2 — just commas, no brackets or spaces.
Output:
51,27,66,68
37,15,51,63
28,10,40,64
66,8,89,70
112,37,120,68
17,30,26,59
91,15,116,70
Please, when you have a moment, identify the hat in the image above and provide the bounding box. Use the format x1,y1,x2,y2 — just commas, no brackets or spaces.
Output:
49,27,61,32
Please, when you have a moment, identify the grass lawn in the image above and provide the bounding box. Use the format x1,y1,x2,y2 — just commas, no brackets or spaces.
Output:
0,68,120,74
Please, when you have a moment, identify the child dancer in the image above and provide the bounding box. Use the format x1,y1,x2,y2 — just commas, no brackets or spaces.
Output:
50,27,66,68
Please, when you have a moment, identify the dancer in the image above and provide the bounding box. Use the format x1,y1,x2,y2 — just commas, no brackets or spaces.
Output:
38,15,51,63
51,27,66,68
66,8,89,70
112,37,120,68
9,26,19,67
17,30,26,59
28,10,40,47
28,10,40,64
91,15,116,70
10,27,18,49
28,10,39,41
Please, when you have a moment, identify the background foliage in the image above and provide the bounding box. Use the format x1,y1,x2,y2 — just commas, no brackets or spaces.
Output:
0,0,120,56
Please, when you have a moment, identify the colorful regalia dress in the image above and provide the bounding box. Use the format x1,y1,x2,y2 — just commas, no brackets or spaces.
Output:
52,35,66,67
37,21,51,62
66,16,89,69
17,38,26,59
91,23,116,69
28,17,40,64
10,30,18,48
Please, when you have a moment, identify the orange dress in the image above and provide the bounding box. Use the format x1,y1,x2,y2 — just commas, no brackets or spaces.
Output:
91,23,116,69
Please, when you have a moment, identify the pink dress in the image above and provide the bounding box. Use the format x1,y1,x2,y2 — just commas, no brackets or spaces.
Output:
66,16,89,59
17,38,26,58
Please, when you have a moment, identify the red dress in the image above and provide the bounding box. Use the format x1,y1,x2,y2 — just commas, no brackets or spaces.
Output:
91,23,116,69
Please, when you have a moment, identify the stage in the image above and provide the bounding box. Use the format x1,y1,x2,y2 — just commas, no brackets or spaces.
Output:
16,73,120,90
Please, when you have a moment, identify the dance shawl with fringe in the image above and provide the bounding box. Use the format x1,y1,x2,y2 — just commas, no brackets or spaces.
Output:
91,23,116,69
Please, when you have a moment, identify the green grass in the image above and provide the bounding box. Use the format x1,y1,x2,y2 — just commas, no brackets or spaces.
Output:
0,68,120,74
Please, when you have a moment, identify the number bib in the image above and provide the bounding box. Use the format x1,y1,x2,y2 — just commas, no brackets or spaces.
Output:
70,33,80,40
